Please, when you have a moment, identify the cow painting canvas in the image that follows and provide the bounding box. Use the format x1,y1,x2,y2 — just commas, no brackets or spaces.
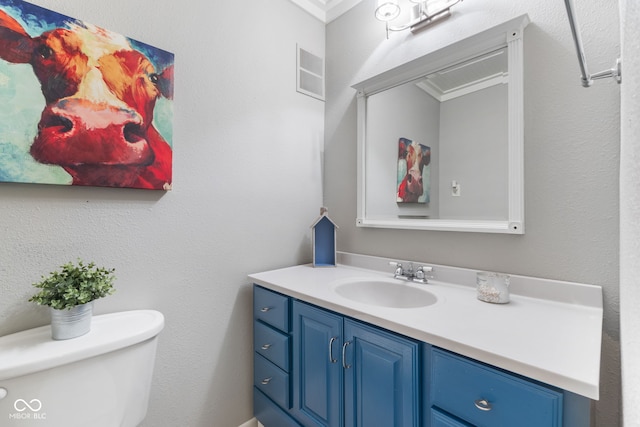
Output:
0,0,174,190
397,137,430,204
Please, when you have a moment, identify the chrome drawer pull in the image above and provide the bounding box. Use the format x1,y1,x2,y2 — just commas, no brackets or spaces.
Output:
260,307,271,313
261,343,272,350
474,399,492,411
342,341,352,369
261,377,273,385
329,337,338,363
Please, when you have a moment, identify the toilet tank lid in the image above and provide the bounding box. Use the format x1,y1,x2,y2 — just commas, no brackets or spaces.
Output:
0,310,164,381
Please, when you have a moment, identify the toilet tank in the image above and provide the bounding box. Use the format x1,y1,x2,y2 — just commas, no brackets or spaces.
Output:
0,310,164,427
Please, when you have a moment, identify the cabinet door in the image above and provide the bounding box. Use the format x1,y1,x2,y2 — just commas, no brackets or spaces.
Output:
344,320,420,427
292,301,344,427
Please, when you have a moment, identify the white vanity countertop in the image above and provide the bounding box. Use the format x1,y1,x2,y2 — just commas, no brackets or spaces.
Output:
249,252,603,400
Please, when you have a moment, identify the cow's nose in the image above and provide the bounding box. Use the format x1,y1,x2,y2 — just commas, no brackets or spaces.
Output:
42,99,143,141
32,98,152,166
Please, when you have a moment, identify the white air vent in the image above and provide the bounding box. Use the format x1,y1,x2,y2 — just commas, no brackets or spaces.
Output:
297,44,325,101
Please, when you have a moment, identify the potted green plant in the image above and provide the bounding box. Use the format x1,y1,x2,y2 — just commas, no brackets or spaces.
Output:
29,259,116,340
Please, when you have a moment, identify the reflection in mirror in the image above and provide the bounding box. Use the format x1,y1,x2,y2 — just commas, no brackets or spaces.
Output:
354,15,529,233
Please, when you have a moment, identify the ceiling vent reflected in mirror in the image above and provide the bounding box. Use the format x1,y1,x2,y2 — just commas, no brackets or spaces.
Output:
297,44,325,101
416,48,508,102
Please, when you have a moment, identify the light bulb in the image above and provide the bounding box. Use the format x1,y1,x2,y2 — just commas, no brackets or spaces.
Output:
375,0,401,21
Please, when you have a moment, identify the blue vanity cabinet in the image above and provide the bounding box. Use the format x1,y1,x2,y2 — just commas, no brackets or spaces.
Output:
430,348,564,427
253,284,591,427
291,300,421,427
253,286,302,427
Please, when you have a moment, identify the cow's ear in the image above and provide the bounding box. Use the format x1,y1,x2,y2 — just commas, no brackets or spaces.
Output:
157,65,173,100
0,10,35,64
422,149,431,167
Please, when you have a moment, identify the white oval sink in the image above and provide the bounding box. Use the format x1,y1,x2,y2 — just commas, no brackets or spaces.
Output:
333,278,437,308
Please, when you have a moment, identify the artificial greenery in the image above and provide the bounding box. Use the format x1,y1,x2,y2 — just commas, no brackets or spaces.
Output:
29,259,116,310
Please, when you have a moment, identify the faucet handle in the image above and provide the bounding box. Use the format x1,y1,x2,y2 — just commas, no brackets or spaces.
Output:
414,265,434,283
389,261,404,277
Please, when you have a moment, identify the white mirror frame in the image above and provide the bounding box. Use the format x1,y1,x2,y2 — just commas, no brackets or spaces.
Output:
353,14,530,234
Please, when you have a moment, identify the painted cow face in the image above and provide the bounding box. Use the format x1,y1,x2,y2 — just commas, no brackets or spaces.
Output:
0,9,173,189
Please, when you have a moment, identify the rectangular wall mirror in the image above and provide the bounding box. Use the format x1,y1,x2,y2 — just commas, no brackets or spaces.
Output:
353,15,530,234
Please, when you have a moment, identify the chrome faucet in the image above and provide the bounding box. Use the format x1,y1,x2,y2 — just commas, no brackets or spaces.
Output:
389,261,433,284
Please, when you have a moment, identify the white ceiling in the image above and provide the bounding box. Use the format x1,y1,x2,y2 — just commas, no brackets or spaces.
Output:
288,0,364,23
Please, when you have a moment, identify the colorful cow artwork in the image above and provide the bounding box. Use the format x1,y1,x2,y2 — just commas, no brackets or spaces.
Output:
397,137,431,203
0,0,174,190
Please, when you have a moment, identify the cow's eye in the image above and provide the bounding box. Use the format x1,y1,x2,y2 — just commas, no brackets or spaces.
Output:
148,73,159,85
37,45,53,59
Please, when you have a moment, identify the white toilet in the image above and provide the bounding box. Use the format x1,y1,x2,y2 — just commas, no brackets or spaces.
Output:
0,310,164,427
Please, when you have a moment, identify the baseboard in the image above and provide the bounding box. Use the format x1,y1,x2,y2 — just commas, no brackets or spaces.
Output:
238,418,259,427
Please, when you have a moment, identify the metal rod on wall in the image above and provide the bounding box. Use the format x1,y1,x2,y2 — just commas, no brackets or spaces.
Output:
563,0,621,87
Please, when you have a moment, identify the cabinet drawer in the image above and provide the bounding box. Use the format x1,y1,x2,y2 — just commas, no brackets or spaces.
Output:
431,408,473,427
254,388,301,427
431,349,563,427
254,353,290,410
254,320,290,371
254,285,290,332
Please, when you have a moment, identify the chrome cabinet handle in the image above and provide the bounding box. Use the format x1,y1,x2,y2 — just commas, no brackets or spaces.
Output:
261,377,272,385
260,307,271,313
474,399,492,411
342,341,352,369
329,337,338,363
261,343,272,350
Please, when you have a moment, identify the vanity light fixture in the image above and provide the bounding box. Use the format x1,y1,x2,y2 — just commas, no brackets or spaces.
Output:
375,0,462,39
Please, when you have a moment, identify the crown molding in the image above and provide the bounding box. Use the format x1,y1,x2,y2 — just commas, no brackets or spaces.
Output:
289,0,363,23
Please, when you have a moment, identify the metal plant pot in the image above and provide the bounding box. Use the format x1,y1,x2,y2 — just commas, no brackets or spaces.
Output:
50,302,94,340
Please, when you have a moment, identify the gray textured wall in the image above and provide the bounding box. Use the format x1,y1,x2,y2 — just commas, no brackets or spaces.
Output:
0,1,325,426
619,0,639,425
324,0,620,425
